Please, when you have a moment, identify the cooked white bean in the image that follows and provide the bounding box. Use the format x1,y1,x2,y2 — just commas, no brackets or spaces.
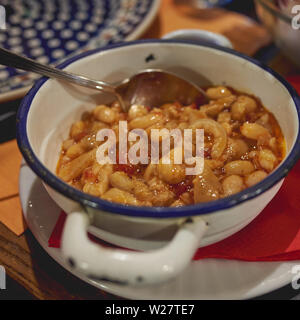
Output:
58,149,96,181
269,137,278,152
132,180,153,202
224,160,255,175
222,175,244,196
65,143,85,159
102,188,141,205
231,100,246,120
83,183,101,197
221,122,232,135
258,149,277,171
83,178,110,197
242,96,257,112
158,163,186,184
128,104,148,120
241,122,270,140
70,121,85,139
256,114,269,126
93,105,117,124
96,164,113,195
245,170,267,187
80,164,112,196
201,103,224,117
226,138,249,160
129,113,162,129
206,86,232,100
218,111,231,123
158,149,186,184
216,95,237,107
109,171,134,192
231,96,257,120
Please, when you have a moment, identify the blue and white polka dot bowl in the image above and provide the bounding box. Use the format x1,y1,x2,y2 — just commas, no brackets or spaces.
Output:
0,0,160,102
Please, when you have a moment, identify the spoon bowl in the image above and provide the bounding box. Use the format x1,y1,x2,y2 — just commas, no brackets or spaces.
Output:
0,47,207,112
115,69,207,110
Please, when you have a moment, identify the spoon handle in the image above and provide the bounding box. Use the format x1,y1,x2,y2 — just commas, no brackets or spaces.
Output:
0,47,116,94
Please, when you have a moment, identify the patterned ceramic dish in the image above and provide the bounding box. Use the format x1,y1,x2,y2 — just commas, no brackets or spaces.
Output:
0,0,160,102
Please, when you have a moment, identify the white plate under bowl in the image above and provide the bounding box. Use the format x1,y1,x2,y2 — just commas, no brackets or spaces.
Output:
19,161,300,300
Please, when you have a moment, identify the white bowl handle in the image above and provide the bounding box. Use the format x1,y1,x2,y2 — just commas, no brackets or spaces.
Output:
61,211,208,286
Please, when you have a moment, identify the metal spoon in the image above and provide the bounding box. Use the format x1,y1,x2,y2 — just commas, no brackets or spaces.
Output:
0,47,207,111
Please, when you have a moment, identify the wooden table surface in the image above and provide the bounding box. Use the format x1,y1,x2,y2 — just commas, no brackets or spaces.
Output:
0,0,299,300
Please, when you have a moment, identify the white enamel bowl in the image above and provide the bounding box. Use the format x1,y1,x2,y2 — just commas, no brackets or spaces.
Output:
17,40,300,286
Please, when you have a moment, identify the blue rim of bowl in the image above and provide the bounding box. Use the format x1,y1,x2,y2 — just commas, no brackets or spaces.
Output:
16,39,300,218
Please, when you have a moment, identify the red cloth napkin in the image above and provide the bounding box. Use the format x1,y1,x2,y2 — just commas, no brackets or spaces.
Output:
48,77,300,262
